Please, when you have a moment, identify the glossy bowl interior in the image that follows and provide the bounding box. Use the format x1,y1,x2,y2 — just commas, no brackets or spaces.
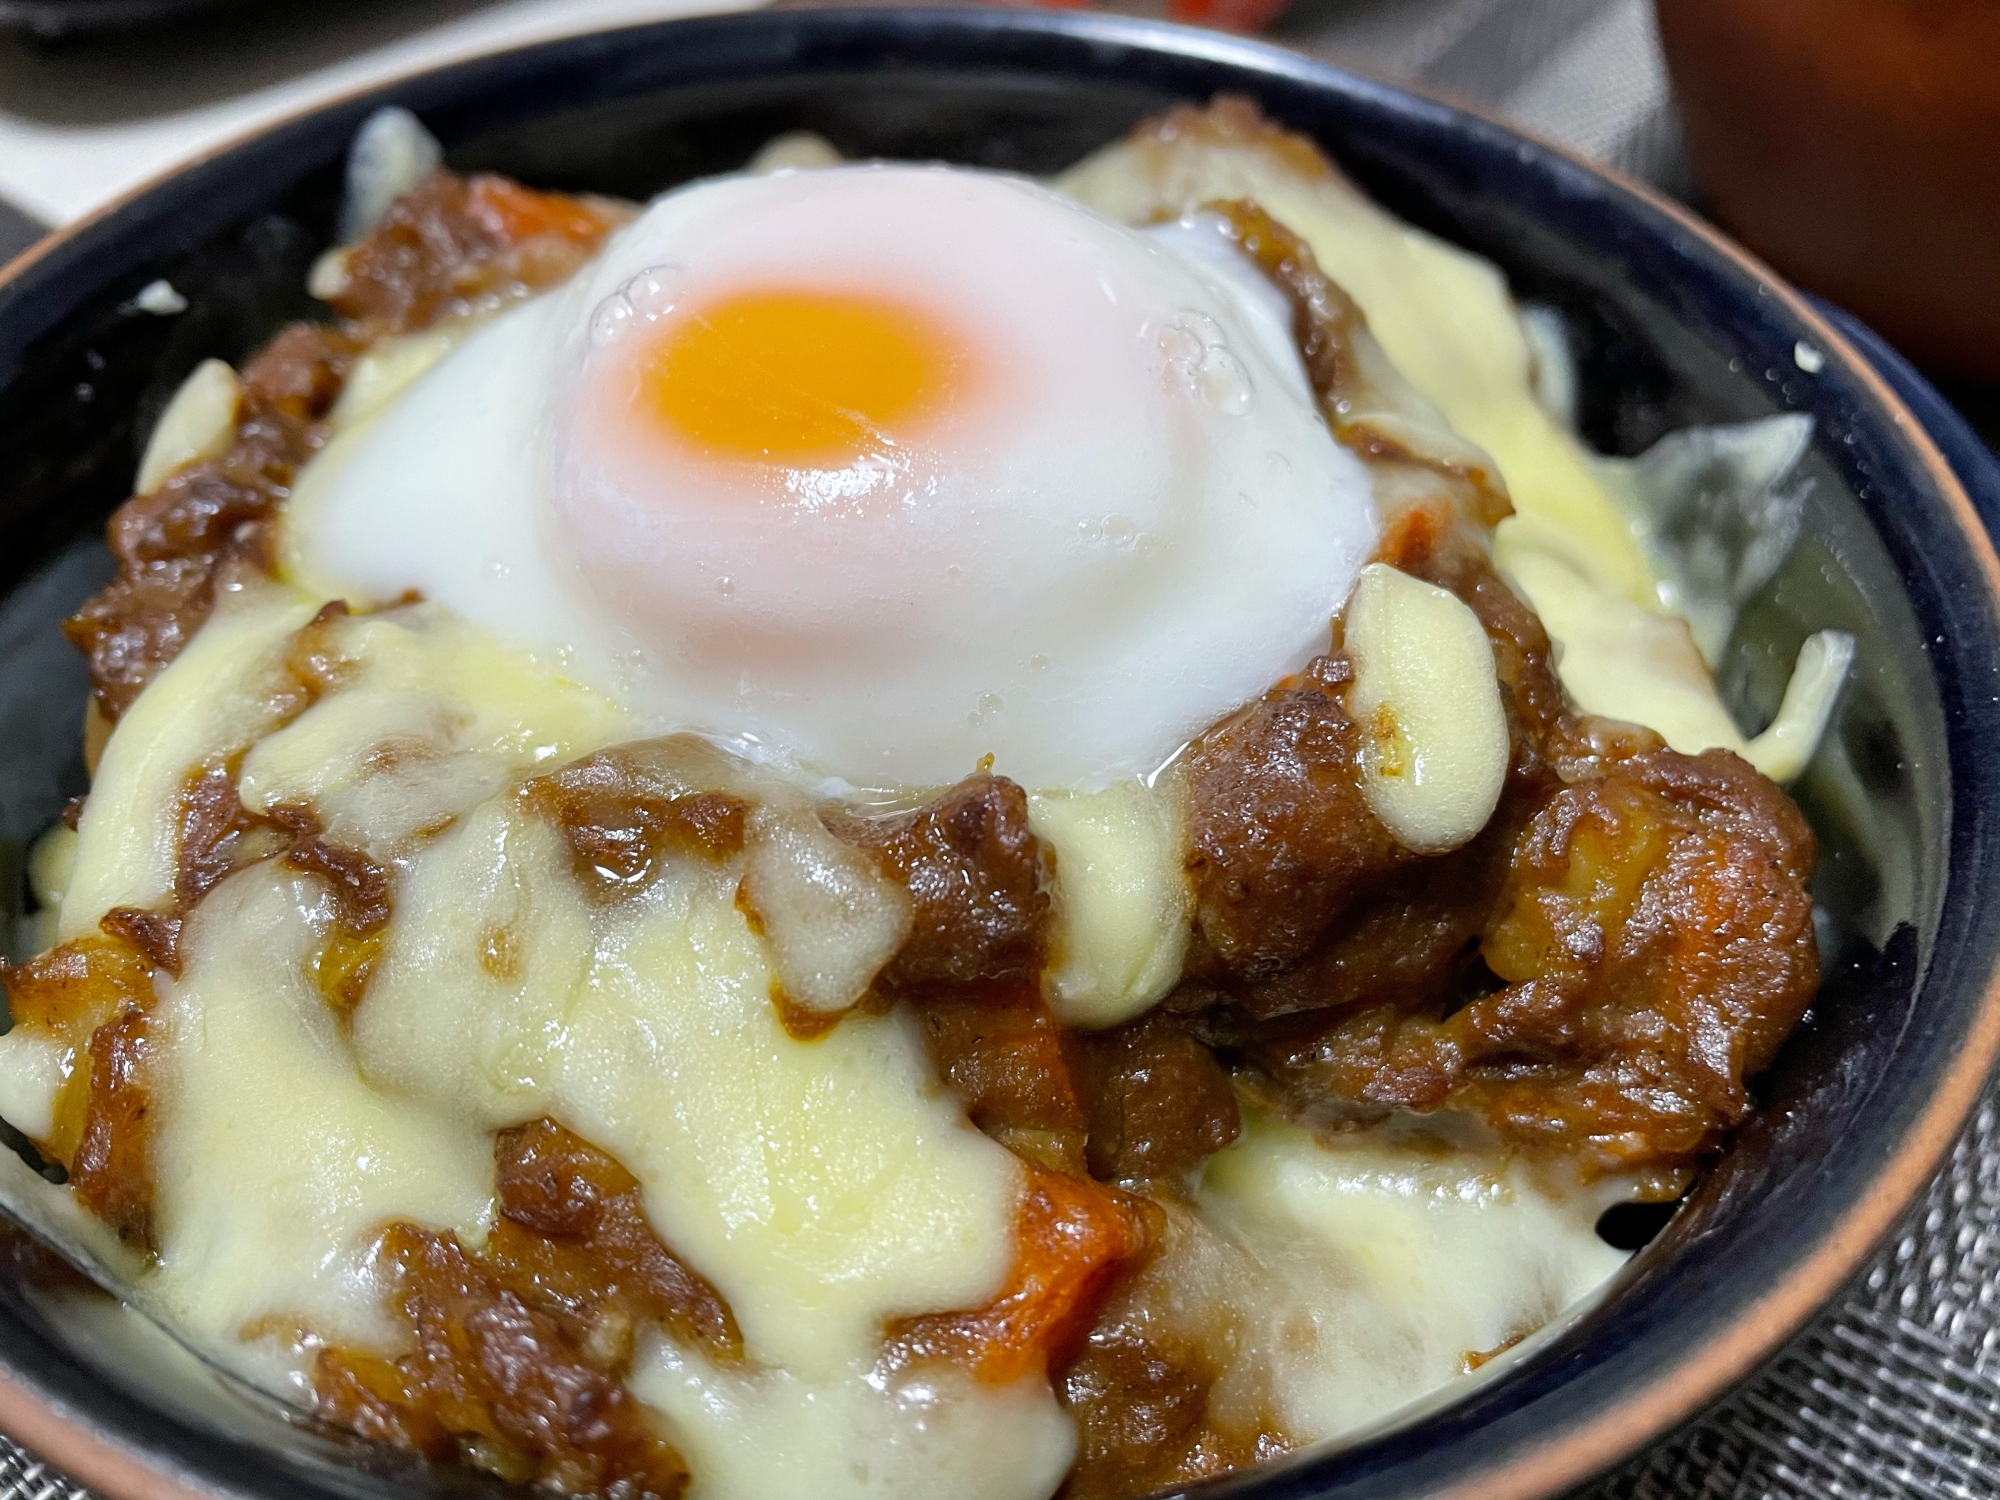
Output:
0,10,1998,1500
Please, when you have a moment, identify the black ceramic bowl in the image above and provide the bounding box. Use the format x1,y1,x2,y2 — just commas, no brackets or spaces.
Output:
2,9,1998,1500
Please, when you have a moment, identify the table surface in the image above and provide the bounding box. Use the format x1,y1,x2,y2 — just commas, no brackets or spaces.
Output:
0,3,1996,1498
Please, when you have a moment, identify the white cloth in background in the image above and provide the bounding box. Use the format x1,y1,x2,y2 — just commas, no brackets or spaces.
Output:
0,0,745,226
0,0,1682,230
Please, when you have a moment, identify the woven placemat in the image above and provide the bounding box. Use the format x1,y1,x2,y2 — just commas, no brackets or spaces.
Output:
0,3,1993,1498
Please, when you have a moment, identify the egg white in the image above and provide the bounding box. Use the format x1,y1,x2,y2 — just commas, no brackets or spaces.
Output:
284,164,1375,790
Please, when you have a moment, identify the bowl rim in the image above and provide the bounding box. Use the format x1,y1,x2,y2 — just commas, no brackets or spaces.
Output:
0,8,1996,1500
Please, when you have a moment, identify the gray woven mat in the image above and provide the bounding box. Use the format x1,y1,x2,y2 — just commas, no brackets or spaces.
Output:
1581,1093,2000,1500
0,3,1994,1498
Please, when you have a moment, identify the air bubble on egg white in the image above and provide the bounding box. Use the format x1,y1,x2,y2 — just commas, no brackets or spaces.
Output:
1158,310,1254,415
590,292,635,348
622,265,679,320
1199,345,1253,414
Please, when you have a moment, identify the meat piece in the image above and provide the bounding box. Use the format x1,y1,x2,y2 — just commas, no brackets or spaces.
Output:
486,1118,740,1362
330,172,623,337
67,1010,156,1250
833,773,1053,993
1058,1326,1281,1500
1077,1011,1240,1185
65,326,352,722
1247,745,1820,1178
913,987,1088,1174
1184,548,1569,1022
314,1223,689,1499
521,748,748,898
1053,1201,1287,1500
1182,654,1410,980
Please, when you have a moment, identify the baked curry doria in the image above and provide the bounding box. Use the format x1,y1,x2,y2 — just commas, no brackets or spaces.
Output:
0,100,1850,1500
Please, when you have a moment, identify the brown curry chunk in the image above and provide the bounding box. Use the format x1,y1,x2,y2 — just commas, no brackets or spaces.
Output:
1057,1323,1282,1500
1182,653,1411,981
315,1223,690,1500
64,325,354,722
315,1120,717,1497
486,1118,741,1363
914,986,1089,1174
522,748,749,898
67,1009,157,1249
329,171,624,337
1244,743,1819,1179
834,772,1053,993
1077,1011,1241,1186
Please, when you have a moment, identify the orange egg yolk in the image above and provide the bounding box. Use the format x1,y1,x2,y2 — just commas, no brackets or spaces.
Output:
635,288,970,464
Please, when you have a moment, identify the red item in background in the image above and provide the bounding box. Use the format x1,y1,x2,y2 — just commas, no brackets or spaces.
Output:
1656,0,2000,381
1164,0,1292,32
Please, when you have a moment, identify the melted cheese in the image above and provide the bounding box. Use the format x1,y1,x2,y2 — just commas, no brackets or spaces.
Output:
326,327,468,433
1342,564,1509,853
343,793,1066,1496
1057,137,1656,606
236,604,631,860
149,865,494,1356
630,1340,1074,1500
61,583,318,939
1499,527,1854,781
135,358,239,496
1188,1113,1631,1441
0,1030,69,1141
357,807,1020,1369
1028,778,1191,1029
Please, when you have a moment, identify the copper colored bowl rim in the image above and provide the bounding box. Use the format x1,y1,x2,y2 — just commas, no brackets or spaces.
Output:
0,10,1993,1500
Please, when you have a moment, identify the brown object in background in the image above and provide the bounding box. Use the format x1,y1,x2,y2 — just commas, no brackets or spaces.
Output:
1656,0,2000,380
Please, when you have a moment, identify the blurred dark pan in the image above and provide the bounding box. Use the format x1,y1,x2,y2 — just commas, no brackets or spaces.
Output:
0,0,235,39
